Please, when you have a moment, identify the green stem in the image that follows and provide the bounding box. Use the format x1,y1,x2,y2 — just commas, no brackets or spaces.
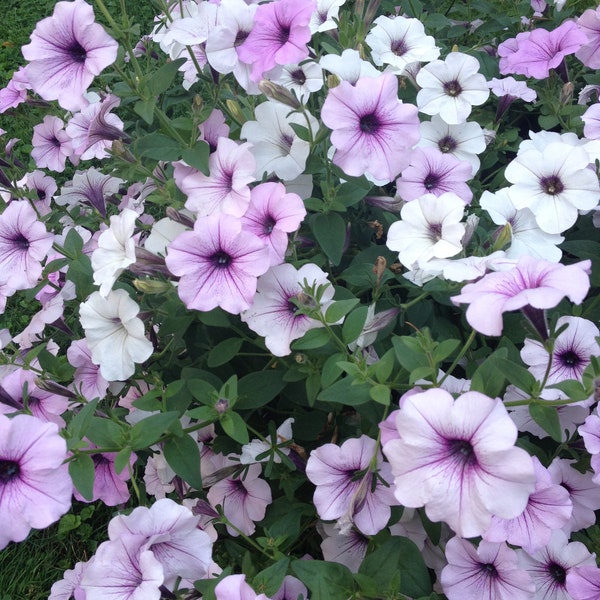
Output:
439,328,476,385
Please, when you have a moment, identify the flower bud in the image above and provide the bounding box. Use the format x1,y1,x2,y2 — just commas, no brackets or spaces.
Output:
132,278,173,294
226,99,246,125
560,82,574,105
258,80,301,109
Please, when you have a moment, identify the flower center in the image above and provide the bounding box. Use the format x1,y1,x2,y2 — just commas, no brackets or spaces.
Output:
13,233,30,249
263,216,276,235
290,69,306,85
234,29,250,47
481,563,498,578
278,25,291,45
557,349,582,367
540,175,564,196
391,38,408,56
428,222,442,241
92,454,110,466
0,459,20,483
448,439,477,465
359,113,381,134
423,173,440,190
212,251,232,268
548,562,566,584
68,41,88,64
443,80,462,97
438,135,458,153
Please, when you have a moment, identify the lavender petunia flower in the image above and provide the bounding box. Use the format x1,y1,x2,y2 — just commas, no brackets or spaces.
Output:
67,339,109,400
566,565,600,600
383,389,536,538
237,0,316,82
319,522,369,573
31,115,73,173
321,74,420,183
306,435,396,535
451,256,591,337
441,537,535,600
215,574,271,600
165,213,270,314
22,0,118,111
576,7,600,69
0,413,72,550
0,200,54,291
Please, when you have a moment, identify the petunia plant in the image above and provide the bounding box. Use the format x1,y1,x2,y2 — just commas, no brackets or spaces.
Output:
1,0,600,598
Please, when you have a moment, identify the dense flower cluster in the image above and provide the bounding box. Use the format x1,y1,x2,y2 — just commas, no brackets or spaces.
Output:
1,0,600,598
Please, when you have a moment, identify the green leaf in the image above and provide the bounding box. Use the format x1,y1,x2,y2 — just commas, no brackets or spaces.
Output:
470,348,509,397
342,306,369,345
220,411,249,444
86,418,124,448
374,349,395,383
318,376,372,406
291,327,331,350
163,434,203,490
529,403,562,442
321,353,345,387
114,447,132,475
369,384,391,405
66,399,99,447
292,560,355,600
359,537,432,598
335,181,371,208
311,212,347,265
137,132,182,161
547,379,590,401
495,357,538,394
182,142,210,175
146,57,186,96
306,371,321,406
69,454,95,501
187,379,218,404
253,559,290,597
134,99,155,124
237,370,287,409
392,336,430,372
130,411,180,450
325,298,359,324
62,228,84,256
432,339,460,364
67,253,94,299
186,405,218,422
207,338,243,368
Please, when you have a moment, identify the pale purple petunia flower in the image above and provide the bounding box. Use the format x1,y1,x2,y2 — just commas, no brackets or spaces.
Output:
517,529,596,600
581,103,600,140
237,0,316,82
0,67,29,114
31,115,73,173
395,147,473,204
175,137,255,218
67,338,109,400
578,411,600,486
319,521,369,573
198,108,230,153
521,316,600,385
451,256,591,337
81,535,164,600
383,389,536,538
483,456,572,553
499,21,588,79
165,213,270,314
441,537,535,600
21,0,118,111
17,170,57,216
0,413,72,550
215,574,271,600
566,566,600,600
488,76,537,120
272,575,307,600
321,74,420,183
0,200,54,291
241,182,306,266
241,263,334,356
107,498,214,587
306,435,396,535
206,456,272,536
576,7,600,68
49,560,87,600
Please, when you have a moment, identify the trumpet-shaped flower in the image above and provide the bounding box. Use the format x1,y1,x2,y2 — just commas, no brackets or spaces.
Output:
576,7,600,68
451,257,591,337
31,115,73,173
237,0,316,82
0,413,72,550
79,289,154,381
22,0,118,111
321,74,420,183
383,389,536,538
165,213,270,314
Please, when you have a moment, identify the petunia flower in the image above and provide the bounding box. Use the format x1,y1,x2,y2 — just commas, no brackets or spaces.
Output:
215,574,271,600
441,537,535,600
383,389,536,538
309,0,346,34
22,0,118,111
0,200,54,291
237,0,316,82
165,213,271,314
31,115,73,173
306,435,396,535
566,565,600,600
319,522,369,573
451,256,591,337
321,74,420,183
576,7,600,68
241,262,334,356
416,52,490,125
67,339,109,401
79,289,154,381
319,48,381,84
0,413,72,550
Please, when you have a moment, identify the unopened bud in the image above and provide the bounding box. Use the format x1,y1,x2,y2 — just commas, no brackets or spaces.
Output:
193,94,203,112
492,222,513,252
462,214,480,247
372,256,386,287
258,80,301,109
560,82,574,105
111,140,136,163
225,99,246,125
132,278,173,294
215,398,229,414
295,353,307,364
326,74,341,89
34,378,77,399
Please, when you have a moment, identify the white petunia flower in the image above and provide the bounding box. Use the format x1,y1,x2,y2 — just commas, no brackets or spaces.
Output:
309,0,346,33
240,418,295,464
272,61,324,103
320,49,381,85
91,208,138,297
366,15,440,75
416,52,490,124
79,289,154,382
